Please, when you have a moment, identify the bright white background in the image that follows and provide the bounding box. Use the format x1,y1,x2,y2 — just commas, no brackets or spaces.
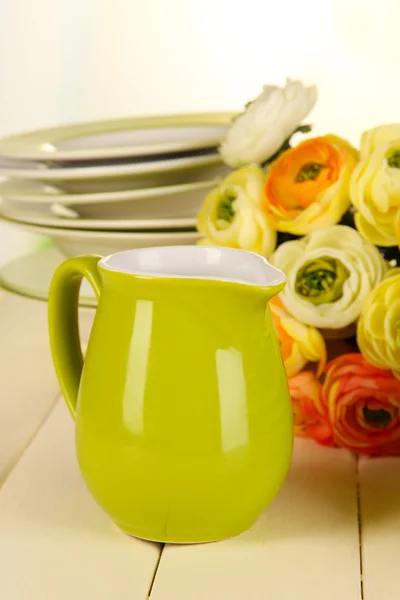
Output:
0,0,399,260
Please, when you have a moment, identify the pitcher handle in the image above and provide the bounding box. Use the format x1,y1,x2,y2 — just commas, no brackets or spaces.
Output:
48,255,102,419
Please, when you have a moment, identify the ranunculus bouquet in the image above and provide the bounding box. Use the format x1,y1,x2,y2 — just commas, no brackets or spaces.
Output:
196,79,400,456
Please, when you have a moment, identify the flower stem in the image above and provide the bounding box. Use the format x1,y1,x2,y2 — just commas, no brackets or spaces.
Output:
261,124,312,169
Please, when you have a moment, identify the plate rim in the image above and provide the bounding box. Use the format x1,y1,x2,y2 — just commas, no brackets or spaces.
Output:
0,205,197,231
0,178,218,205
0,112,235,162
0,152,222,181
0,247,97,307
3,216,201,241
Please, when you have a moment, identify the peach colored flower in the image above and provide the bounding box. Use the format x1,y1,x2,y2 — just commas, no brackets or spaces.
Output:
289,371,333,444
270,297,326,378
320,353,400,456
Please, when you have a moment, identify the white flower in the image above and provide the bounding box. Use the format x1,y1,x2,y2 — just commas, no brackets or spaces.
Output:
271,225,386,329
219,79,317,168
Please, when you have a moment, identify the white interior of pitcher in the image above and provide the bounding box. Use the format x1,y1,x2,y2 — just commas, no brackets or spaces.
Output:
99,246,285,287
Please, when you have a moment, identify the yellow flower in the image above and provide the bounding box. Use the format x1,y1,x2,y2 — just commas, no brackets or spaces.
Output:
270,297,326,378
350,125,400,246
196,165,277,257
264,135,358,235
271,225,386,329
357,273,400,378
360,124,400,160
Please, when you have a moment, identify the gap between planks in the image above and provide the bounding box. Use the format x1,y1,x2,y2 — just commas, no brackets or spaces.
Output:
0,292,61,485
149,440,362,600
0,394,60,489
358,454,400,600
147,544,165,599
0,401,162,600
356,454,364,600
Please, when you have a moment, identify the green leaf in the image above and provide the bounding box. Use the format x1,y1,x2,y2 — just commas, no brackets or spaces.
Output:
296,124,312,134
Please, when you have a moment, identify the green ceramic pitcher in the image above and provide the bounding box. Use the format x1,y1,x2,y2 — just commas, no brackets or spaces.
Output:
48,245,293,543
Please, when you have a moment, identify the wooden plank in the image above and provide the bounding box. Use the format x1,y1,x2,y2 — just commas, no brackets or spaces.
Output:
0,291,60,484
151,440,361,600
359,456,400,599
0,400,162,599
0,289,96,486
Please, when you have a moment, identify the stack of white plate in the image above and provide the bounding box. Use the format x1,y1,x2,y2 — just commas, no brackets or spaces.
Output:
0,113,233,257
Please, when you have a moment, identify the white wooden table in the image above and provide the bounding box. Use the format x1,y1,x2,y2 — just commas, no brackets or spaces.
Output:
0,289,398,600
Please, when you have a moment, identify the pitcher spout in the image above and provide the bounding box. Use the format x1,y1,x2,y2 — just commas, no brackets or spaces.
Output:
255,258,286,301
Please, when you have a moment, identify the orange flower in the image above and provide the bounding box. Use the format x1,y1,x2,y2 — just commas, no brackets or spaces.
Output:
289,371,332,444
320,354,400,456
270,297,326,378
264,135,358,235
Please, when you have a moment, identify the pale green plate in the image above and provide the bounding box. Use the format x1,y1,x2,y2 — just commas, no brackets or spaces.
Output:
0,248,97,307
0,154,227,195
0,113,235,162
